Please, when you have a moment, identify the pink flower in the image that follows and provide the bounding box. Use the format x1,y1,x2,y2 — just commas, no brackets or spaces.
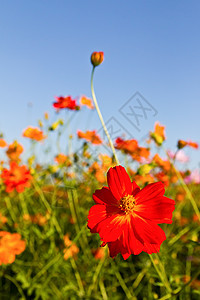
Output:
185,169,200,184
167,150,189,163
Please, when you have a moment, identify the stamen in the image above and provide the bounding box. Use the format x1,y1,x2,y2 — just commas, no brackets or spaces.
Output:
119,195,135,214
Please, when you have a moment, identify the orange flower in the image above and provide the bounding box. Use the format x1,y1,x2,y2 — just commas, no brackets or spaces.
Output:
55,154,72,166
177,140,187,149
80,96,94,109
92,247,105,260
63,234,79,260
0,231,26,265
1,161,33,193
177,140,198,149
91,51,104,67
23,127,46,141
150,122,166,146
153,154,171,172
155,172,169,187
0,139,7,148
135,174,155,185
115,138,150,162
99,154,113,168
0,213,7,225
115,137,138,153
77,130,102,145
89,162,105,183
23,213,48,226
6,141,23,162
187,141,198,149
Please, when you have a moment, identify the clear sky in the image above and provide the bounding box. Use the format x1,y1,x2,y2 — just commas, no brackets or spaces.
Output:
0,1,200,168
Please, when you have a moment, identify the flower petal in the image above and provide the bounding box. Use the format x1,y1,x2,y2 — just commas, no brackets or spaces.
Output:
130,215,166,249
132,181,140,196
107,165,132,200
93,187,118,206
135,182,165,204
87,204,125,243
108,239,131,260
134,196,175,224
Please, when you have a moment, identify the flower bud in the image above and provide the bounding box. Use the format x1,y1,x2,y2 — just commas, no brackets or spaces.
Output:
177,140,187,149
91,52,104,67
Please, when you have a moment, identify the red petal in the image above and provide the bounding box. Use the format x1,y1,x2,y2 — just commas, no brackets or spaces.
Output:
132,181,140,196
135,182,165,204
93,187,118,206
87,204,125,243
107,165,132,200
130,215,166,248
134,196,175,224
108,239,130,260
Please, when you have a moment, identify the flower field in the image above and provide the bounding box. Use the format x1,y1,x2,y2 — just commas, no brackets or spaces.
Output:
0,53,200,300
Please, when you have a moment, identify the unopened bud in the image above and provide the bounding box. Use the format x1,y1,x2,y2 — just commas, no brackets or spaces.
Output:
91,51,104,67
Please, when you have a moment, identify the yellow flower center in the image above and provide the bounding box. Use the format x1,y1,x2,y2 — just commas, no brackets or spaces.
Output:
119,195,135,214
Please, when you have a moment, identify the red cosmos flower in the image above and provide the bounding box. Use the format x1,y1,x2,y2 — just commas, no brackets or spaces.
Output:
1,161,32,193
53,96,80,111
88,165,175,260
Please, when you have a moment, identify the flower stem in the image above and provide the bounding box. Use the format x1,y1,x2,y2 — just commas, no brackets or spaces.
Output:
149,254,172,294
91,67,119,165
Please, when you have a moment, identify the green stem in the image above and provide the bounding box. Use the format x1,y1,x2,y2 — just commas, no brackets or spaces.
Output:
149,254,172,294
91,67,120,165
4,274,26,299
19,193,28,215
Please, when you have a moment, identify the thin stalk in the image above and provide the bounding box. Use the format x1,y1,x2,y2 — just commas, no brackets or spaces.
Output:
87,248,108,297
4,274,26,299
149,254,172,294
19,193,28,215
91,67,119,165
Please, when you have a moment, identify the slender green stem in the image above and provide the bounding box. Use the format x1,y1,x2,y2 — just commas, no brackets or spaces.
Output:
91,67,120,165
111,260,136,300
149,254,172,294
70,257,85,296
19,193,28,215
5,196,17,223
4,274,26,299
32,180,63,239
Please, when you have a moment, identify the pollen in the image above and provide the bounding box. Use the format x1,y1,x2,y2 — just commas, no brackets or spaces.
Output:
119,194,136,214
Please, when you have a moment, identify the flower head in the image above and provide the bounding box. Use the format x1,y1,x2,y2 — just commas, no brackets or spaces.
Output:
80,96,94,109
115,137,150,162
0,139,7,148
77,130,102,145
23,127,46,141
53,96,80,111
150,122,166,146
0,231,26,265
177,140,199,150
87,165,175,260
6,141,23,162
63,234,79,260
1,161,33,193
91,52,104,67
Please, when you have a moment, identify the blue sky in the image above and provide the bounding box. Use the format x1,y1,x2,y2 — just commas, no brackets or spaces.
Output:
0,1,199,168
